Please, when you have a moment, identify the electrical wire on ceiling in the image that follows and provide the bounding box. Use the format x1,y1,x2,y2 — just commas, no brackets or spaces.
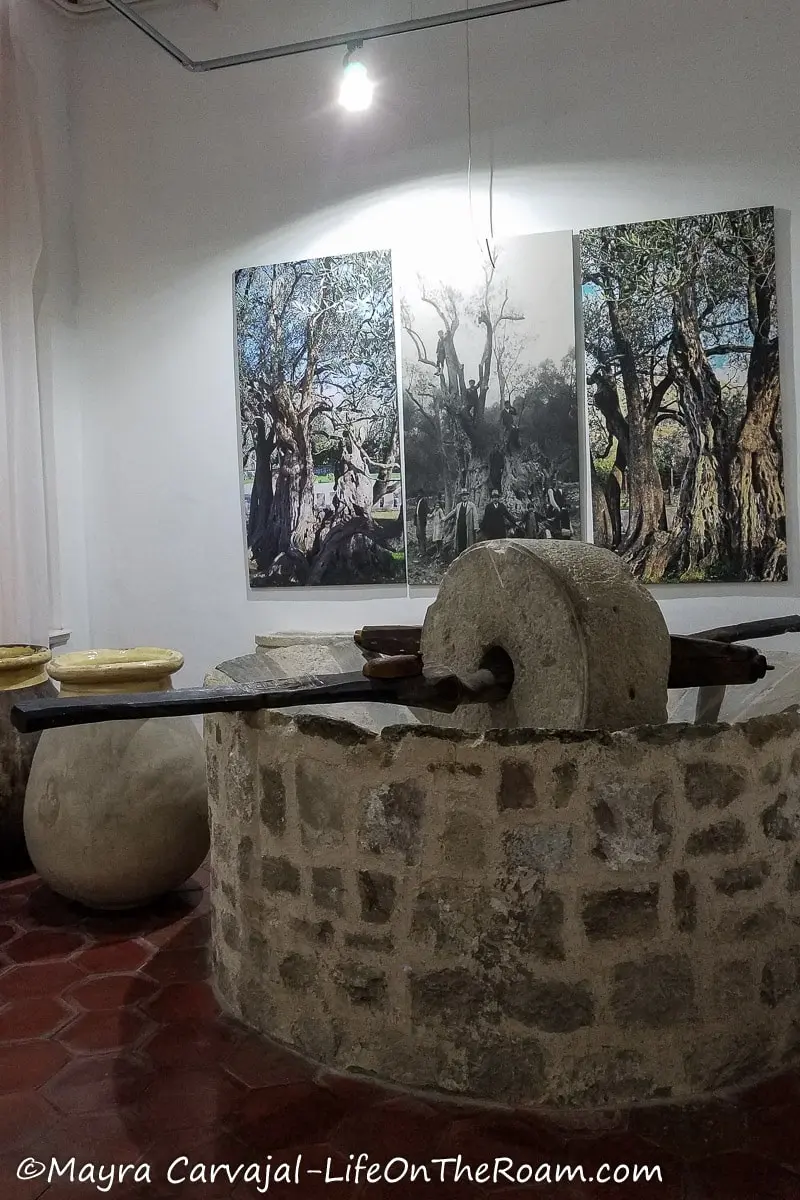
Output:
90,0,572,72
465,3,497,270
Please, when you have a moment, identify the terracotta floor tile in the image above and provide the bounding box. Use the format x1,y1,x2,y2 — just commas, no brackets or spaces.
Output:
0,1092,57,1152
143,912,211,950
629,1099,744,1160
436,1109,567,1167
74,939,153,974
553,1130,688,1199
486,1190,570,1200
141,945,209,984
0,1155,52,1200
78,911,170,940
0,1041,71,1092
0,996,73,1040
221,1032,316,1089
331,1095,450,1162
144,979,218,1022
42,1053,155,1115
232,1081,350,1153
135,1067,245,1133
35,1179,157,1200
232,1145,357,1200
48,1109,152,1163
738,1071,800,1110
148,1132,272,1198
0,891,32,910
0,877,36,896
57,1008,152,1053
146,1125,251,1172
742,1102,800,1171
18,885,87,930
690,1150,800,1198
0,961,85,1000
352,1150,491,1200
140,1017,243,1069
66,973,158,1011
4,930,86,963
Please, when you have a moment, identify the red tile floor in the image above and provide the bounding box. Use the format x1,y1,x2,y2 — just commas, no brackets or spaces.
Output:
1,866,798,1200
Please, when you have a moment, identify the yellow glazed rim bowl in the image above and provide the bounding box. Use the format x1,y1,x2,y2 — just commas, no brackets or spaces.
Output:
0,645,52,673
0,645,52,691
48,647,184,685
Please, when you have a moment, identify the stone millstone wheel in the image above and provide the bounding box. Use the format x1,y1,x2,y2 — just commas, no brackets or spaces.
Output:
420,539,671,733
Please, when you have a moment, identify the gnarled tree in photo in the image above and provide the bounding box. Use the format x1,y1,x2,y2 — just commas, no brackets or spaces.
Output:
402,256,541,516
643,216,736,581
401,241,580,585
582,228,675,577
236,251,403,586
725,209,785,580
582,207,786,583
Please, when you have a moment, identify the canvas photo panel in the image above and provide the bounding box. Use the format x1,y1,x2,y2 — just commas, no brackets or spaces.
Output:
581,206,786,583
235,249,406,587
397,231,581,586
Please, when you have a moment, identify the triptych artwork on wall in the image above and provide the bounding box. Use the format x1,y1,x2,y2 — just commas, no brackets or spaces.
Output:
233,205,786,588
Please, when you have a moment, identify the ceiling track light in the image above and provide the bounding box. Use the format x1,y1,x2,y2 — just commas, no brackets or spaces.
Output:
99,0,572,74
339,41,374,112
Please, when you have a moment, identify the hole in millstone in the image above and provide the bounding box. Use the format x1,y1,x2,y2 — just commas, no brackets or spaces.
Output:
478,646,515,700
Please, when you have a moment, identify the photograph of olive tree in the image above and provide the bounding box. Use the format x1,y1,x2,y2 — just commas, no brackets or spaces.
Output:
235,250,406,587
398,233,581,585
582,206,786,583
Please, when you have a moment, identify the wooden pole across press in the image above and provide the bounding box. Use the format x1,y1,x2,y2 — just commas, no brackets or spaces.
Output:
12,616,795,735
9,662,513,735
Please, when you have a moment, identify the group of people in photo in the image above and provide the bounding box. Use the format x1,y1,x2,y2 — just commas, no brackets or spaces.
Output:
413,482,572,564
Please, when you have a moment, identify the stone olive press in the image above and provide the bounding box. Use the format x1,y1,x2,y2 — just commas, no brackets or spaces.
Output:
12,540,800,1107
204,542,800,1108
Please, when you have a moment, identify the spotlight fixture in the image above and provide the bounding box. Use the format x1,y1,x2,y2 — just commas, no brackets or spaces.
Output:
339,41,374,112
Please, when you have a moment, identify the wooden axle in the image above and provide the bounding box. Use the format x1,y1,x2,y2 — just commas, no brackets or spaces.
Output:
356,626,774,689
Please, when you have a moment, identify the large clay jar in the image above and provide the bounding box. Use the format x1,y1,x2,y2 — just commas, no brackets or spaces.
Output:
25,648,209,909
0,645,57,873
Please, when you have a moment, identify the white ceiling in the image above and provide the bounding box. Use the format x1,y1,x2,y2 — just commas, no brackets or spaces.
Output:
46,0,143,13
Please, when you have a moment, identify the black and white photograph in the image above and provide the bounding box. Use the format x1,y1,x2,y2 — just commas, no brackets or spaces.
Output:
398,232,581,584
582,206,786,583
235,249,406,587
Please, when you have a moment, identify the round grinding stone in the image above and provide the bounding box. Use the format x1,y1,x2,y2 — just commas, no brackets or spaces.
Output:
420,540,670,733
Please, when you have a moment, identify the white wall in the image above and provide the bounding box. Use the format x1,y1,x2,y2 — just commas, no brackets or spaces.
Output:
62,0,800,684
16,0,90,651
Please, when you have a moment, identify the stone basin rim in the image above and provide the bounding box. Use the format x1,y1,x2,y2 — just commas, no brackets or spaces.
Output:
241,703,800,748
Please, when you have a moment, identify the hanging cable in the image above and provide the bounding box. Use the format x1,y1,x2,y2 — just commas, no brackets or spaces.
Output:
465,12,485,263
465,6,497,270
488,134,496,242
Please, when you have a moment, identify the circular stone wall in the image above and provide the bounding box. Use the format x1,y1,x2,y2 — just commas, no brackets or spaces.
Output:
207,701,800,1109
